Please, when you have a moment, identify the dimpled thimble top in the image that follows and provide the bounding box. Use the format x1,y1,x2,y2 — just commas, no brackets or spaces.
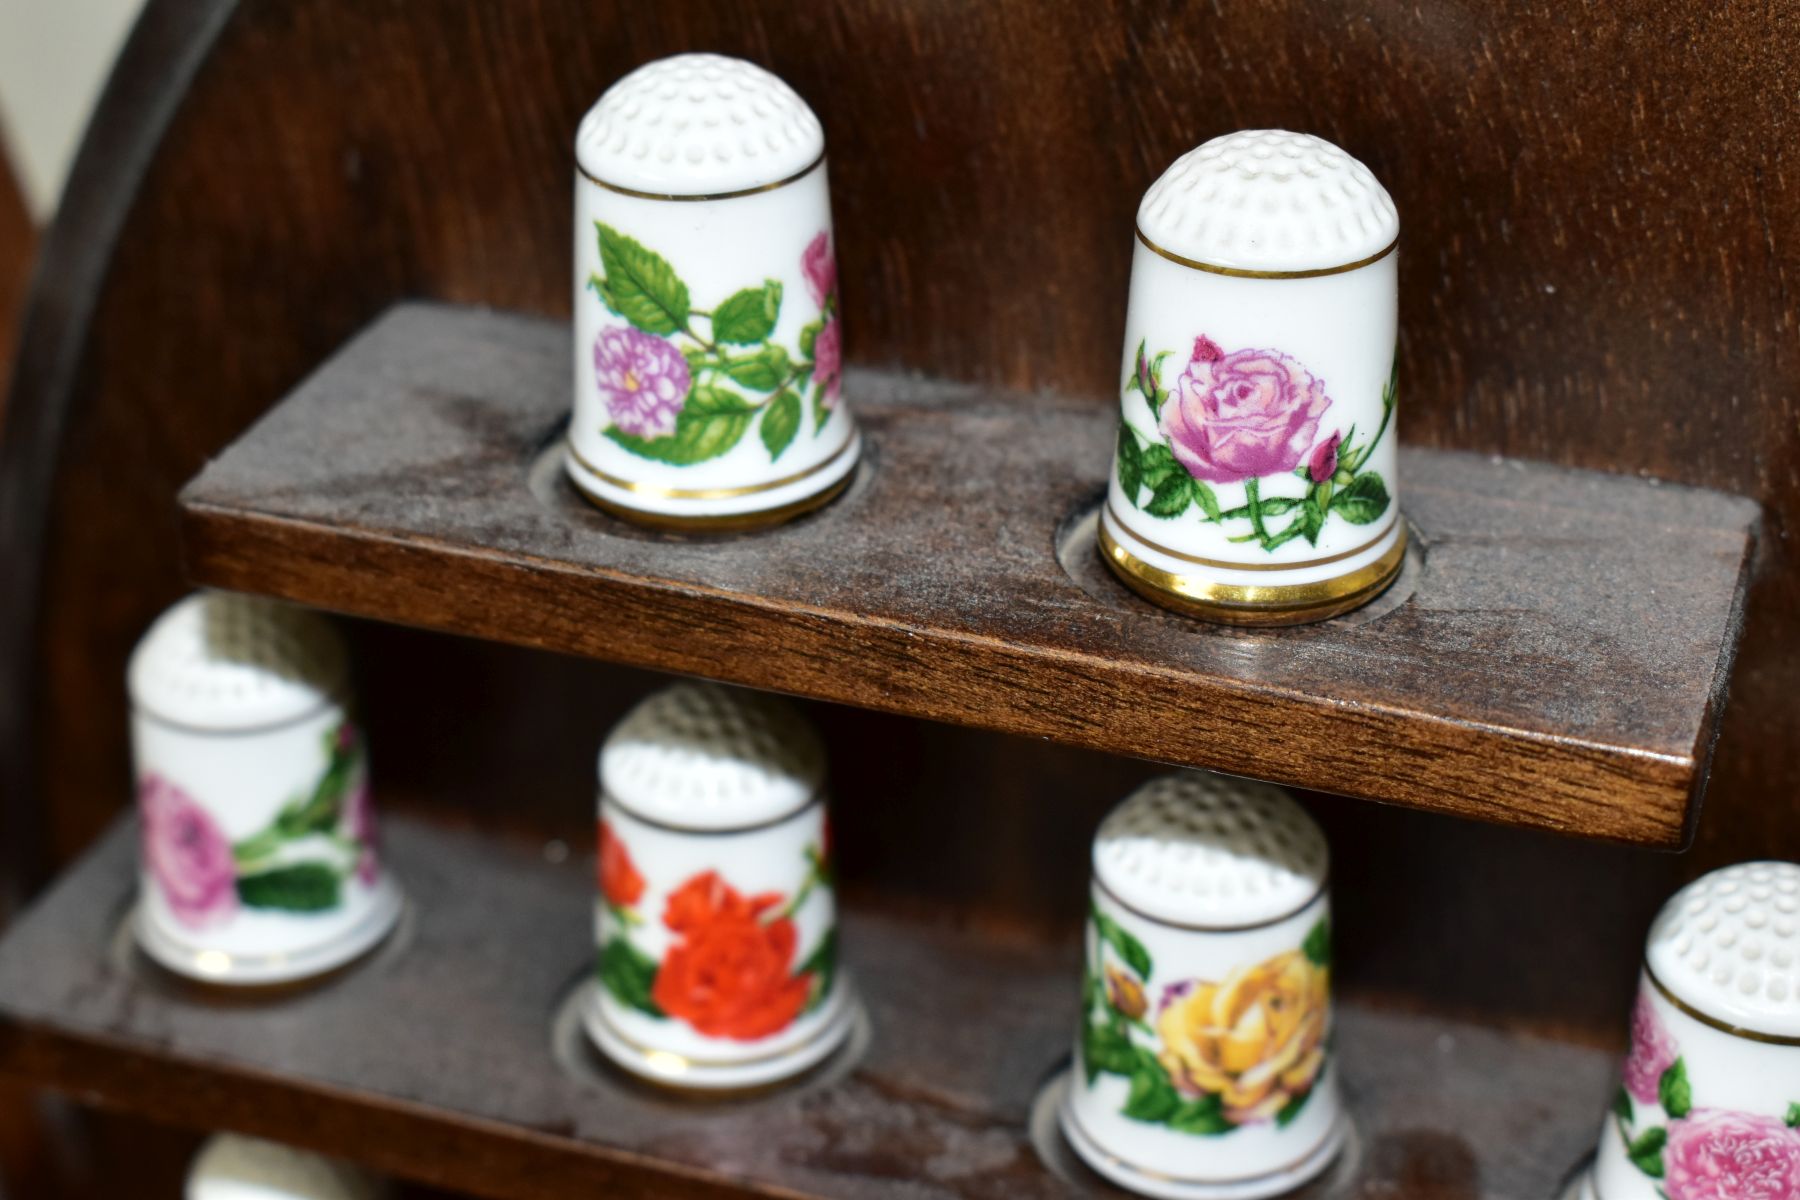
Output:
1136,130,1398,274
1094,772,1328,927
129,592,348,732
186,1133,384,1200
576,53,824,196
600,682,825,829
1646,861,1800,1037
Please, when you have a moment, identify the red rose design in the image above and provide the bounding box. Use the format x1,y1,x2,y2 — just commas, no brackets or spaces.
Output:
597,821,644,909
653,870,811,1041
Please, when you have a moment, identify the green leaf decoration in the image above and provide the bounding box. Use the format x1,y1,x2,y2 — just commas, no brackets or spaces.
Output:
1146,474,1191,518
1139,442,1182,491
1626,1126,1667,1179
595,223,690,335
1613,1086,1634,1124
760,390,803,460
597,935,665,1018
1330,473,1391,525
1080,1020,1137,1084
1255,496,1298,517
1125,339,1147,396
1171,1094,1235,1136
1302,918,1331,968
1658,1059,1691,1119
685,384,755,414
1192,479,1222,522
1300,495,1325,545
812,384,832,434
1122,1062,1181,1123
799,928,837,1013
1081,967,1104,1015
1147,352,1172,415
271,729,359,838
799,318,823,358
724,345,791,392
1275,1088,1313,1128
237,862,342,912
1116,425,1143,504
606,404,752,465
1092,904,1153,978
1787,1102,1800,1128
711,279,783,344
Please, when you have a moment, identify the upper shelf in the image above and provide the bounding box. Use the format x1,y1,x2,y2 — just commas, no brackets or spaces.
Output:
178,304,1759,848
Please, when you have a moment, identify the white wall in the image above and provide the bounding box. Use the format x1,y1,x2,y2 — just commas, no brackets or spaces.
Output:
0,0,147,220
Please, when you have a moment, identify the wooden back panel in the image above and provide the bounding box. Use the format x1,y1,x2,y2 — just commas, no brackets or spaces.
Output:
3,0,1796,1043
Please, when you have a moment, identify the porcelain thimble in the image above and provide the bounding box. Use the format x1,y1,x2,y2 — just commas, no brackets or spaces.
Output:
567,53,861,531
584,681,852,1089
1100,130,1404,625
1061,772,1345,1200
128,592,401,985
187,1134,387,1200
1566,862,1800,1200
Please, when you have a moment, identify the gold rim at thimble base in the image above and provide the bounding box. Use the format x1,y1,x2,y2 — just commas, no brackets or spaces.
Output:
566,466,853,533
1099,523,1408,627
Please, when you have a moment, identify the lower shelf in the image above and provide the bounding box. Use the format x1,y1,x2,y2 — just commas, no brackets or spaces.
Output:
0,816,1611,1200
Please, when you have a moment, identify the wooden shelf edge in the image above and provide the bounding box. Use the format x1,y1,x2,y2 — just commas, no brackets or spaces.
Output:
175,304,1761,848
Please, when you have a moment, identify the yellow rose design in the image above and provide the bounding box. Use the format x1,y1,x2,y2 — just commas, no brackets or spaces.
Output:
1155,948,1329,1124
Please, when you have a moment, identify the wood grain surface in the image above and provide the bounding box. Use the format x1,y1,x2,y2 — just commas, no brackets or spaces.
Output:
0,814,1612,1200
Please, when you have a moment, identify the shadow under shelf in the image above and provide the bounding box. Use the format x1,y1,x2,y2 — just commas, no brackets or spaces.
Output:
176,303,1759,849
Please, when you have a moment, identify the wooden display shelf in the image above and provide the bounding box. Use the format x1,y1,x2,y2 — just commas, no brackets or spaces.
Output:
0,813,1609,1200
177,305,1758,848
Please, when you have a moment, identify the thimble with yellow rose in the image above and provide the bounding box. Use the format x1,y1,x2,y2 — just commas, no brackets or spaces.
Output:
1060,772,1345,1199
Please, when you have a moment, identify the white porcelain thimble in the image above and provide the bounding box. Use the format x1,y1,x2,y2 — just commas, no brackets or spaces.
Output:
567,53,861,530
1061,772,1345,1200
1100,130,1404,625
187,1133,386,1200
1568,861,1800,1200
128,592,402,985
583,681,852,1089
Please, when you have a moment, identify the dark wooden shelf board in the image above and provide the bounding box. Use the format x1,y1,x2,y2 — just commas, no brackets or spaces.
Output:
177,305,1759,848
0,814,1611,1200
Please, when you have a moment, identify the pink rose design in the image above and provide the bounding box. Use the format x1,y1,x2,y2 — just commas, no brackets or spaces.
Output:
593,327,689,439
813,318,842,409
1623,986,1680,1104
138,774,238,930
1158,336,1331,485
344,777,380,886
1308,432,1342,484
1665,1109,1800,1200
802,231,837,309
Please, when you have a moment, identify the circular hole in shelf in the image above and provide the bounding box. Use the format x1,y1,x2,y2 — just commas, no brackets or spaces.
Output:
107,896,418,1006
1028,1062,1366,1198
548,966,870,1108
1556,1157,1596,1200
525,417,880,544
1053,490,1423,637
